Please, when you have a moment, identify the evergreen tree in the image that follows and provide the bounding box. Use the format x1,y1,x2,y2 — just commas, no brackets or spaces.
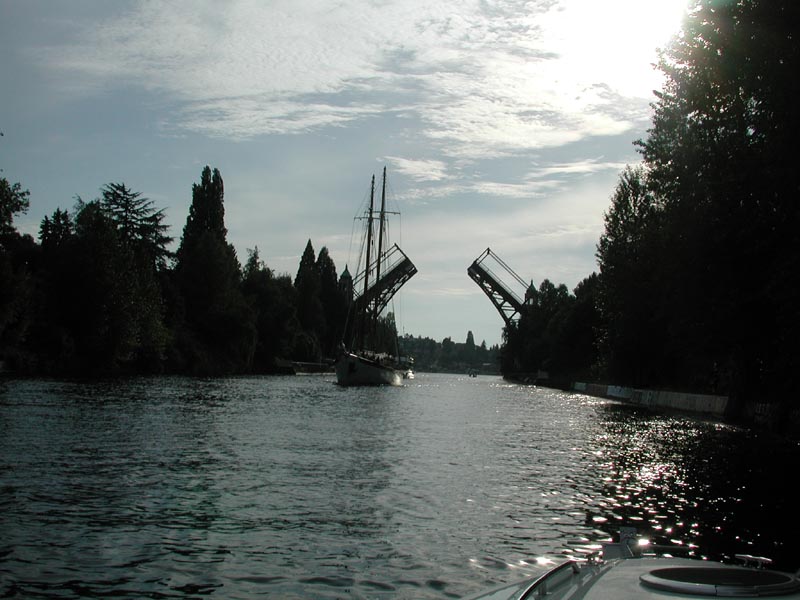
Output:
177,166,227,257
597,0,800,408
560,274,601,381
242,247,301,371
173,166,255,374
596,166,667,386
0,174,36,368
316,246,347,357
33,194,171,373
100,182,172,270
98,183,172,367
439,336,456,367
34,207,78,371
66,200,139,371
293,239,324,360
39,208,73,254
462,330,477,365
0,176,30,243
373,311,398,355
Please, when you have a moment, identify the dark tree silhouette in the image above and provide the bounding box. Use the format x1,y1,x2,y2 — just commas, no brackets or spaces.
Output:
316,246,347,358
243,247,301,371
293,239,324,360
173,166,255,374
100,182,172,270
590,0,800,415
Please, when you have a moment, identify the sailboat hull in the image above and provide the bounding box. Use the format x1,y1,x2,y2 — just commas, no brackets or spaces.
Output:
335,352,403,386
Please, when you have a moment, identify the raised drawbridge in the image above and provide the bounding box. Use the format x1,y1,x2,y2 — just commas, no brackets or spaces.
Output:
352,243,417,319
467,248,531,326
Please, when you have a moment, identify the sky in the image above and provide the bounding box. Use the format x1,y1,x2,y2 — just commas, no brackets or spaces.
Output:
0,0,688,347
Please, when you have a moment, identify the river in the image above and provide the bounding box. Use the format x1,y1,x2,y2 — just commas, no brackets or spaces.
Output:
1,373,798,598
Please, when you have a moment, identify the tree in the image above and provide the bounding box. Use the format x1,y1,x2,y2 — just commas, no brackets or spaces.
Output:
566,274,602,379
242,247,300,373
172,166,255,374
439,336,456,368
100,182,172,270
461,330,477,365
519,280,571,376
0,177,30,243
177,166,227,257
99,183,172,367
242,247,301,371
0,174,35,367
373,311,398,355
65,200,140,371
39,208,73,254
631,0,800,406
596,166,667,386
316,246,347,358
33,207,78,370
293,239,324,360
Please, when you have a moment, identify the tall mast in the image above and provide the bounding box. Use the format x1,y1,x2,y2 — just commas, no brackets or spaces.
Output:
359,174,375,351
373,167,386,323
374,166,387,325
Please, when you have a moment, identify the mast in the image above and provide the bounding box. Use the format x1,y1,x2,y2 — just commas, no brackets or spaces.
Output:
359,175,375,351
374,167,387,325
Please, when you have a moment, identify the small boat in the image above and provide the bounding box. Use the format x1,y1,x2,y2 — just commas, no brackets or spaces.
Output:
464,527,800,599
335,167,417,386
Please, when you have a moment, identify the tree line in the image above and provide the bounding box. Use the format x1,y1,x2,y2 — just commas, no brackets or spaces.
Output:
401,331,499,374
0,166,497,376
3,0,796,410
500,0,798,419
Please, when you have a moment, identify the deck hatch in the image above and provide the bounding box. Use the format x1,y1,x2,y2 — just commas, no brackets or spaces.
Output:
640,566,800,596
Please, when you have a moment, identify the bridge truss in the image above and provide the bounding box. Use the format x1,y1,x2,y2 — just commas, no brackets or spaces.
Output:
467,248,530,326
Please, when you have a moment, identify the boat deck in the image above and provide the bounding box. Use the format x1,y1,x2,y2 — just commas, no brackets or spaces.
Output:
467,556,800,600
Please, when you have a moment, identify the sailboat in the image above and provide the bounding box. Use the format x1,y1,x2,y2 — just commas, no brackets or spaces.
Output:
335,167,417,386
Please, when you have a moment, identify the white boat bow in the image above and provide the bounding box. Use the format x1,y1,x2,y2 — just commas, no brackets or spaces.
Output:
464,528,800,599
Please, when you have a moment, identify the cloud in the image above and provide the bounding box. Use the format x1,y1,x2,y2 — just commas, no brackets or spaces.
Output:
385,156,449,182
41,0,670,154
531,158,629,177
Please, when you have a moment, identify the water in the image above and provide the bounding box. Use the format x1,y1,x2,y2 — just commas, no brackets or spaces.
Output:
1,374,798,598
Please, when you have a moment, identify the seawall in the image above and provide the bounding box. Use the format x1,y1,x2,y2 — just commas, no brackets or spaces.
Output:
572,381,729,416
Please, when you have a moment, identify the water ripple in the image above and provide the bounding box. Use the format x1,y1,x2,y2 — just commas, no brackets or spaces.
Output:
1,375,798,598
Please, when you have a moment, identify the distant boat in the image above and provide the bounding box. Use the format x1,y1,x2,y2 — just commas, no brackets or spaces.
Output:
335,168,417,386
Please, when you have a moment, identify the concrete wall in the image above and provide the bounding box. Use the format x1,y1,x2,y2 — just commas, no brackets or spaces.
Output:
573,382,728,417
629,389,728,416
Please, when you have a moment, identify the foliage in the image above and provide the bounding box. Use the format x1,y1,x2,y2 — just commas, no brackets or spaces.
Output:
595,167,668,386
172,166,255,374
592,0,800,411
293,239,324,360
0,174,35,359
316,246,347,358
399,331,499,373
25,192,172,374
243,248,301,371
177,166,227,255
1,179,30,240
1,162,501,378
100,182,172,270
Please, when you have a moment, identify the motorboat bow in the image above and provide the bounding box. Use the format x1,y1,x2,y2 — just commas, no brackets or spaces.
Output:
463,527,800,599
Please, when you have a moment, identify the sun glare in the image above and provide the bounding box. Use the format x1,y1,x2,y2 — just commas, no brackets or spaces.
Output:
542,0,689,98
618,0,688,49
